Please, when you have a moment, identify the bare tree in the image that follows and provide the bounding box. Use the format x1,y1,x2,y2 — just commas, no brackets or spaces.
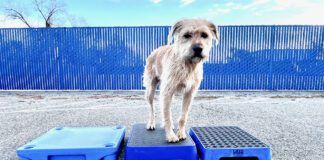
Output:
4,0,65,28
33,0,64,27
5,8,32,27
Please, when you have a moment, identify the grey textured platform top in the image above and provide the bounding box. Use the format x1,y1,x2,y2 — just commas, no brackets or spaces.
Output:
191,126,269,149
127,123,195,147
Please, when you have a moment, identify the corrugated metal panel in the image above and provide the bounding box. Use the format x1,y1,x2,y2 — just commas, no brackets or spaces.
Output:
0,26,323,90
0,28,59,89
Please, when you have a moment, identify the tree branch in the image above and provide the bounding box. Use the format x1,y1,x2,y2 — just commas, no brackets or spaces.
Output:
34,0,47,21
5,9,32,28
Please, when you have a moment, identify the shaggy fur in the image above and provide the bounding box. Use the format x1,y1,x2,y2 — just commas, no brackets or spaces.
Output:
143,19,219,142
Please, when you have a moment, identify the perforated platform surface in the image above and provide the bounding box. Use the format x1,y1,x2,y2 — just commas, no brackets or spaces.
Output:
189,126,271,160
125,123,198,160
17,126,125,160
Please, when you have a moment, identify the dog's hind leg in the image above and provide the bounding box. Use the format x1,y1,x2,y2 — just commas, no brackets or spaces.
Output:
145,78,158,130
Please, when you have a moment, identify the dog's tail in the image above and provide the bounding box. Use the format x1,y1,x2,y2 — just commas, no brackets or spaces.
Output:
142,54,155,88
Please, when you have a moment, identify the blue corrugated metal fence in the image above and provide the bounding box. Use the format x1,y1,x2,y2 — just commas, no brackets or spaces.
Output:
0,26,323,90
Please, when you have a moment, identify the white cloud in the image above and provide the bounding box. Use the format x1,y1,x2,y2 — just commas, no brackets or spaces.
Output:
205,0,270,17
0,15,28,28
240,0,270,10
225,2,235,7
272,0,324,24
150,0,162,4
203,0,324,25
0,15,42,28
181,0,195,6
204,2,242,18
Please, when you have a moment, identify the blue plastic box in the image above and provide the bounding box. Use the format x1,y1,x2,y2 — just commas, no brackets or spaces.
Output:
125,123,198,160
17,126,126,160
190,126,271,160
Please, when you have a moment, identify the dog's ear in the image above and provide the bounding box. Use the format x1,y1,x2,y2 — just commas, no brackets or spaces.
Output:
208,22,220,41
167,20,185,45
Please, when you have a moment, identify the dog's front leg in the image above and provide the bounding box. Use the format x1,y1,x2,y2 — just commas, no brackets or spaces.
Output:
177,87,197,140
160,83,179,143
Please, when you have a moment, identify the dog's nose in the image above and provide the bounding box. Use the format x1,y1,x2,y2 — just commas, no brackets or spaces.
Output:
192,45,203,57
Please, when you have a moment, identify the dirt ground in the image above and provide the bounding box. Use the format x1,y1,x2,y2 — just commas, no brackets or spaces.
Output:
0,91,323,160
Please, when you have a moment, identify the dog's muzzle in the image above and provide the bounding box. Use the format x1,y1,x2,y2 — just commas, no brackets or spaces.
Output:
192,45,204,59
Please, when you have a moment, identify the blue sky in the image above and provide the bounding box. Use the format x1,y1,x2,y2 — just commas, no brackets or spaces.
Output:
1,0,324,27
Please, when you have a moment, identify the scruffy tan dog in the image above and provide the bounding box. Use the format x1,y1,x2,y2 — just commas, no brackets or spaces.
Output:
143,19,219,142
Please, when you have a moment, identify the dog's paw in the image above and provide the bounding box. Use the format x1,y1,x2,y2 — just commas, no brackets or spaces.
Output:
166,132,179,143
146,121,156,130
177,129,187,140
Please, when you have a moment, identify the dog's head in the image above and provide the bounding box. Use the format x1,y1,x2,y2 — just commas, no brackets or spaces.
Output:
168,19,219,63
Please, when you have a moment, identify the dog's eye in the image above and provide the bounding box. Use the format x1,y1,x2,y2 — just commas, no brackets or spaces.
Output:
183,33,192,39
201,32,208,38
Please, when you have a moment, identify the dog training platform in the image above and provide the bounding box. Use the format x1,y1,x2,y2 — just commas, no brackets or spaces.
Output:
16,126,125,160
125,123,198,160
189,126,271,160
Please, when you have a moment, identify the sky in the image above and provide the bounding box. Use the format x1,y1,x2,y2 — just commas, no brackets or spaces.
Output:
0,0,324,28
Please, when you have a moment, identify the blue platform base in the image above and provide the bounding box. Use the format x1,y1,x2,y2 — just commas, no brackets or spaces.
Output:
16,126,126,160
189,126,271,160
125,123,198,160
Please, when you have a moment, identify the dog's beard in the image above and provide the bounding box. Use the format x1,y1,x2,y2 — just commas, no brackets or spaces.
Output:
179,48,204,64
190,56,203,63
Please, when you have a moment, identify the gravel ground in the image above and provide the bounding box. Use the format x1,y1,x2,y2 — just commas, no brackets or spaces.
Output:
0,91,324,160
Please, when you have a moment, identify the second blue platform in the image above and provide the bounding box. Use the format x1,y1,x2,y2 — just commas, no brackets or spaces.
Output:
125,123,198,160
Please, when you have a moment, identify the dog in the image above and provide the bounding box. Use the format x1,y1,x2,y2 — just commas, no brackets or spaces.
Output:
143,19,219,142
